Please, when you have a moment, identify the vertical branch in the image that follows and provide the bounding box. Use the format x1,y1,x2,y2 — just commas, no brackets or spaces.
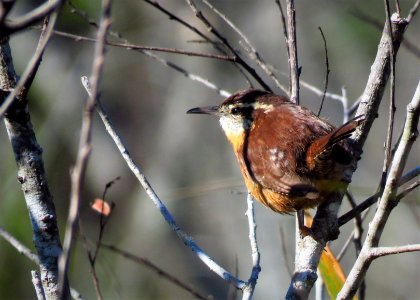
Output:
242,193,261,300
58,0,112,297
286,10,409,300
1,9,66,300
380,0,397,190
286,0,299,104
338,80,419,299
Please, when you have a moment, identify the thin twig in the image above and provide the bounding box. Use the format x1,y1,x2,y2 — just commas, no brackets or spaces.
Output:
369,244,420,258
101,244,209,300
31,271,46,300
0,226,39,264
338,166,420,226
58,0,112,298
0,8,66,299
406,0,420,22
338,79,420,299
78,221,103,300
0,226,83,299
142,0,254,87
61,1,234,96
184,0,272,92
0,0,62,37
350,7,420,58
81,76,246,290
242,194,261,300
336,209,369,262
201,0,288,94
345,191,365,300
285,0,299,104
380,0,397,193
41,28,231,97
316,27,330,117
0,7,60,119
396,179,420,201
275,0,290,73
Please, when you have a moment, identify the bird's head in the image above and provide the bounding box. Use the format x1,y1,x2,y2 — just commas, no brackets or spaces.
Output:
187,89,276,137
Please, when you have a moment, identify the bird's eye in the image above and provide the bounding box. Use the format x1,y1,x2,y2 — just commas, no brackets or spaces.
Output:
231,107,241,115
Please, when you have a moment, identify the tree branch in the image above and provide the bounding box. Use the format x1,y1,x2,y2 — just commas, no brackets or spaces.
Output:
58,0,112,298
81,77,247,290
286,10,410,299
369,244,420,258
184,0,272,92
285,0,299,104
0,0,62,37
0,11,66,300
338,79,419,299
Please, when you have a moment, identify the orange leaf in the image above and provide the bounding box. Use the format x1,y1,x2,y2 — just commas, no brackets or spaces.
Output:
91,198,111,216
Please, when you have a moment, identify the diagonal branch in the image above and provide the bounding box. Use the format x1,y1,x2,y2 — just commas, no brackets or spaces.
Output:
286,10,410,300
81,77,247,290
0,0,62,37
338,79,419,299
0,226,83,300
201,0,288,94
184,0,272,92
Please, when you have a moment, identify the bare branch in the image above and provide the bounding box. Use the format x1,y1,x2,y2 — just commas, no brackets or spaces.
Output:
285,0,299,104
142,0,254,87
81,76,246,290
184,0,272,92
32,271,46,300
380,0,397,193
407,0,420,22
287,11,410,299
201,0,288,94
396,179,420,201
0,11,66,300
0,226,83,300
0,226,39,264
102,244,209,300
338,79,420,299
242,194,261,299
0,9,60,119
275,0,290,70
0,0,62,37
369,244,420,258
58,0,112,297
338,166,420,226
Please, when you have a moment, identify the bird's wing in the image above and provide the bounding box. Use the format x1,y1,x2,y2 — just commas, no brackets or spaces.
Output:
306,116,364,175
243,104,332,197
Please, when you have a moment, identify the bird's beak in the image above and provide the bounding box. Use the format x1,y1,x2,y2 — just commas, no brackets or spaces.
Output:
186,105,220,116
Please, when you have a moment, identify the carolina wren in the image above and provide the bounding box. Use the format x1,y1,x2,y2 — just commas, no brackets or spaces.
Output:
187,89,363,214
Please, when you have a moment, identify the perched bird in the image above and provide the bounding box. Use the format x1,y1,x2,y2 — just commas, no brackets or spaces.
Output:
187,89,363,217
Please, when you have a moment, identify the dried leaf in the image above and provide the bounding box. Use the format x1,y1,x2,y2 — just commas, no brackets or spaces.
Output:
91,198,111,216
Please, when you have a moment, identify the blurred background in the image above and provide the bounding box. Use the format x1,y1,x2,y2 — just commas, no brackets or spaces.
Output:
0,0,419,299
